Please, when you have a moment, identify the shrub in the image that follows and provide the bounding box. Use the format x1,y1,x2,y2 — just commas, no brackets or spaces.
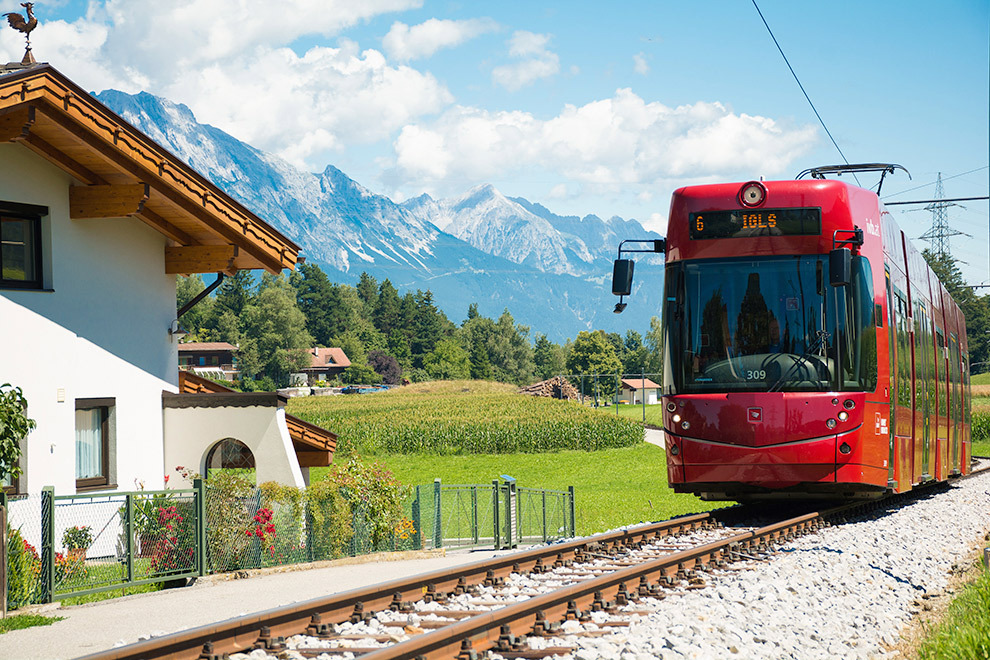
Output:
305,478,352,561
6,527,41,609
61,525,93,550
204,470,255,572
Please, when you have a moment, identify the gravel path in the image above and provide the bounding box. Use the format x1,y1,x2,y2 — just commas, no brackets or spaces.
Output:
554,472,990,660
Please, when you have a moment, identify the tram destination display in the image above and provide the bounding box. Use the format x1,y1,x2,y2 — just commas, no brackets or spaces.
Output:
689,208,822,239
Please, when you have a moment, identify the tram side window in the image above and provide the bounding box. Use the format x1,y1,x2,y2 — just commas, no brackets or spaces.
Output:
913,306,927,419
936,328,947,418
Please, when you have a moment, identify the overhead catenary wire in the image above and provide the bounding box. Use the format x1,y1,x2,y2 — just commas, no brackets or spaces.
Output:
883,165,990,199
751,0,857,185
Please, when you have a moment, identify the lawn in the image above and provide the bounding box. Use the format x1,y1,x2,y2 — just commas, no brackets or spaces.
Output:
596,402,663,427
351,442,718,536
917,564,990,659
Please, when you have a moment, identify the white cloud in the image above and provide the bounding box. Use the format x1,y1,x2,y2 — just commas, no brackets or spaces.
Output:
14,1,455,169
491,30,559,91
386,88,817,195
383,17,497,61
633,52,649,75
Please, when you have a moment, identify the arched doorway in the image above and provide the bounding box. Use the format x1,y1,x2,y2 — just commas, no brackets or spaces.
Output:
204,438,256,483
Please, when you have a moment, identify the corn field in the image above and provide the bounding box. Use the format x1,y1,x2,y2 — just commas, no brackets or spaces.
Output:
288,380,644,454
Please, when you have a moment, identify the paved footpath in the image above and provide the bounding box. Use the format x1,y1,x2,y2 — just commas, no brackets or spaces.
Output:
0,548,513,660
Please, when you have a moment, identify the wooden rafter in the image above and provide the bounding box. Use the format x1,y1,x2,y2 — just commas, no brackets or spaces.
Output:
294,450,333,468
165,244,238,275
0,105,33,141
134,207,195,245
70,183,149,219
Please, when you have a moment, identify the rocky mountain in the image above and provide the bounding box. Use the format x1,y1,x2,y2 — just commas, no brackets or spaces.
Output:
97,89,664,341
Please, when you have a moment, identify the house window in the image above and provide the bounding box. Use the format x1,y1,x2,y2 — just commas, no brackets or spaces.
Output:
0,201,47,290
204,438,255,482
75,398,115,491
1,469,19,496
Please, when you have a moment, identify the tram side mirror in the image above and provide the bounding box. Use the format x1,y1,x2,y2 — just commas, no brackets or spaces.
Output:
829,248,851,287
612,259,634,296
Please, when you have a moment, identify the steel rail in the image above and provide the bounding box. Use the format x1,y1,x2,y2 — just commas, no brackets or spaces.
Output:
75,513,714,660
357,512,824,660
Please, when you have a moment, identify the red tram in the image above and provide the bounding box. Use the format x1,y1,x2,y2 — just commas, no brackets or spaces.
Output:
613,164,972,500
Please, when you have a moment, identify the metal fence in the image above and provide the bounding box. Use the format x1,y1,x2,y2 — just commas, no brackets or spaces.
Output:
4,478,575,609
412,479,575,551
2,485,203,608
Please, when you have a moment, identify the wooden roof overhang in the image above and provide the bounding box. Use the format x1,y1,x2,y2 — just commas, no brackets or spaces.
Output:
0,65,299,274
176,371,336,467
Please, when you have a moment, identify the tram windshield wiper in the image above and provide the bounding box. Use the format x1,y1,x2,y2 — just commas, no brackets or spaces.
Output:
767,330,831,393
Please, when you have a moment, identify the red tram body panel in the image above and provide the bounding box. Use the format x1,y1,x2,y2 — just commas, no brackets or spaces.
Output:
658,178,971,500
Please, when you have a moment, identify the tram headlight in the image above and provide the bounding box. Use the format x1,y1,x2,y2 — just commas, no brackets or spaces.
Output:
681,421,690,430
843,399,856,410
738,181,767,207
826,418,837,429
837,411,849,422
666,402,677,412
672,414,681,423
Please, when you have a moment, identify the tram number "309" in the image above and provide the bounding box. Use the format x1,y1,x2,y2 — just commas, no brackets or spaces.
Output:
745,370,767,380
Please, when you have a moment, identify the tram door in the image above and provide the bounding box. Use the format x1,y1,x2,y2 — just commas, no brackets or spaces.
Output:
915,304,931,480
885,270,896,487
949,334,960,474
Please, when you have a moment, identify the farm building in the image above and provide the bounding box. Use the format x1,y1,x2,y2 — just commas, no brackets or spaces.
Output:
0,62,333,496
619,378,661,405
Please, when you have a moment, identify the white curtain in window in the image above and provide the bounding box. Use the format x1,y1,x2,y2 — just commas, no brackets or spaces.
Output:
75,408,102,479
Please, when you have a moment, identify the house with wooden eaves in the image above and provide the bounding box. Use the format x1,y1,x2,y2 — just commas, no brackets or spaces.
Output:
0,62,335,495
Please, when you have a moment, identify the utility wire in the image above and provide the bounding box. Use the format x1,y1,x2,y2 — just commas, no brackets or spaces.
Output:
883,165,990,198
751,0,856,181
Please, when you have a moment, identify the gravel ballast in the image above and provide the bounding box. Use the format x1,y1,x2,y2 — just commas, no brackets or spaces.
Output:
556,472,990,660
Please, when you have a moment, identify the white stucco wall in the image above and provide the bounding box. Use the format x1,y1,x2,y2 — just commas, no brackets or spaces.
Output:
0,143,178,494
163,406,305,488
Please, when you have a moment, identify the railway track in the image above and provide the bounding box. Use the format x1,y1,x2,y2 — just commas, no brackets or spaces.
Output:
78,461,990,660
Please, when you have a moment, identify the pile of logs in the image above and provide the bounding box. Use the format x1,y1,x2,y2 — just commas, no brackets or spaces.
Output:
518,376,580,401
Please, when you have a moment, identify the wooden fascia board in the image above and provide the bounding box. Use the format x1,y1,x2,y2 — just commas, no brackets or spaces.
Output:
165,244,238,275
70,183,149,219
0,69,298,273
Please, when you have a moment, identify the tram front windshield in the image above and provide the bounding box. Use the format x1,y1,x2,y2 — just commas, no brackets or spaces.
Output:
663,255,877,394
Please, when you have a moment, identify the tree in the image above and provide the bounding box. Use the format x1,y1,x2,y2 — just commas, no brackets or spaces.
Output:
373,279,402,336
215,270,254,316
368,350,402,385
356,272,378,307
411,290,449,364
466,302,479,322
175,275,216,340
533,334,566,380
924,249,990,370
291,263,338,346
0,383,35,482
644,315,663,374
237,274,314,386
621,330,650,375
566,330,622,375
333,332,379,384
469,340,494,380
488,309,535,384
423,338,471,380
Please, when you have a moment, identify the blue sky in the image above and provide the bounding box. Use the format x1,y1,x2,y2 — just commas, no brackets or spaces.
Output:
3,1,988,282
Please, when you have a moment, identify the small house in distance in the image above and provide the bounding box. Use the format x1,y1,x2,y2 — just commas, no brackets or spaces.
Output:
178,341,238,381
619,378,661,405
299,347,350,385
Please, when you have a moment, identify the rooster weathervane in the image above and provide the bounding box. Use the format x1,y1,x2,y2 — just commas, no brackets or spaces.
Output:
3,2,38,65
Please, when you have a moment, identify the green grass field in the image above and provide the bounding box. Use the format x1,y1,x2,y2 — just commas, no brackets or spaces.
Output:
324,442,717,535
917,564,990,659
597,402,663,427
971,372,990,385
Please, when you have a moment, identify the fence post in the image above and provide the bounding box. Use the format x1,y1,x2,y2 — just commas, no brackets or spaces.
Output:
304,498,313,562
125,493,134,584
641,371,647,422
541,490,547,543
412,486,422,550
432,479,442,550
568,486,576,538
41,486,54,603
471,486,479,545
1,492,7,619
492,480,500,550
193,478,207,577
